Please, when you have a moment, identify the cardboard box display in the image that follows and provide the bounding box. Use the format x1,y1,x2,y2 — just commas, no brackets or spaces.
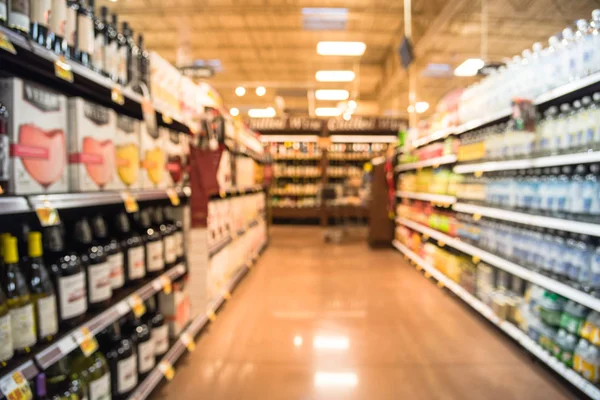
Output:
68,98,117,192
113,114,141,190
140,124,166,189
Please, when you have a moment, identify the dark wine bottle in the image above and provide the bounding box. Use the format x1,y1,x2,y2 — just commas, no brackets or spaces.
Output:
48,0,67,55
106,13,119,82
164,207,184,263
27,231,58,343
123,316,154,380
152,207,175,269
65,0,78,59
91,215,124,291
138,34,150,91
30,0,50,46
0,102,8,195
91,4,108,75
144,296,168,360
124,25,139,88
116,21,129,85
97,322,137,399
114,212,146,283
75,0,94,67
46,358,88,400
72,218,112,309
8,0,30,33
134,210,163,275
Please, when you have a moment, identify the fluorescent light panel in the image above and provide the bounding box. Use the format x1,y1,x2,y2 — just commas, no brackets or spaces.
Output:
317,41,366,56
315,90,349,101
248,107,276,118
314,372,358,387
313,336,349,350
315,70,355,82
315,107,341,117
454,58,485,77
302,8,348,31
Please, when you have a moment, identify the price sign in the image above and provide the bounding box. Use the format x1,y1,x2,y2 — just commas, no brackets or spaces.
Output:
162,114,173,124
438,240,445,248
0,32,16,55
111,86,125,105
74,327,99,357
0,371,32,400
158,361,175,381
219,189,227,199
166,188,180,206
472,256,481,264
121,191,139,213
223,291,232,300
128,294,146,318
54,57,73,83
207,310,216,322
160,275,172,295
437,281,445,289
36,201,60,227
180,332,196,352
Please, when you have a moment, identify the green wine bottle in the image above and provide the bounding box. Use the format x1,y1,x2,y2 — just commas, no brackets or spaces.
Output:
69,347,111,400
3,236,37,354
46,358,89,400
27,231,58,343
0,277,13,366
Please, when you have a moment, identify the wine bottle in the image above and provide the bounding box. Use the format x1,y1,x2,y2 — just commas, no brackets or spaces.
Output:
138,34,150,91
8,0,29,33
64,0,78,59
46,358,88,400
124,25,139,88
0,102,8,195
123,316,154,380
97,322,137,399
134,210,163,275
69,347,111,400
48,0,67,55
152,207,175,269
91,4,108,75
145,296,168,360
76,0,93,67
0,0,6,26
72,218,112,309
0,275,13,366
117,21,129,85
27,231,58,343
45,225,87,328
164,207,184,263
113,212,145,283
30,0,50,46
3,236,37,355
91,215,124,291
106,13,119,82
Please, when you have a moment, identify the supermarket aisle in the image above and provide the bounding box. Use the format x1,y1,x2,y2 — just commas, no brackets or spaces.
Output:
155,227,571,400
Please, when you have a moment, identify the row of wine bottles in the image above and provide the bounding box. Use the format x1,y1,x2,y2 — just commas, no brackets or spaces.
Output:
0,205,185,365
37,298,169,400
0,0,150,89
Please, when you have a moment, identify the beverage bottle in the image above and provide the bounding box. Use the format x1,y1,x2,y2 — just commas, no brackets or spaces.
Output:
138,34,150,91
586,164,600,217
48,0,67,55
0,102,8,195
547,35,565,89
0,0,6,25
574,338,590,373
592,10,600,74
72,218,112,309
45,225,87,328
0,268,13,366
562,332,578,367
562,28,578,83
556,166,572,215
64,0,78,60
551,232,567,279
3,236,37,355
107,13,119,82
8,0,29,33
144,296,168,361
91,215,124,291
575,19,594,78
152,207,175,269
91,2,108,75
553,329,567,359
570,100,583,150
123,24,140,88
69,346,111,400
26,231,58,343
581,96,595,150
578,235,593,291
582,344,600,383
117,21,129,85
97,322,137,399
556,103,570,152
123,316,154,380
164,207,184,263
30,0,51,46
570,164,586,216
45,358,88,400
76,0,94,67
113,212,145,283
133,210,163,275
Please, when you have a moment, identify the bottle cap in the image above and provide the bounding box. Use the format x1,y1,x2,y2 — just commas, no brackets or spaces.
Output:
4,237,18,264
0,232,10,257
28,232,43,258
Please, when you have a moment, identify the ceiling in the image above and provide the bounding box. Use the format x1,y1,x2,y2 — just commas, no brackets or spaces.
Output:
99,0,600,119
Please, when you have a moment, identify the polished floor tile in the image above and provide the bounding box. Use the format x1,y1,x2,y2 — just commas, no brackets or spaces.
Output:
154,226,573,400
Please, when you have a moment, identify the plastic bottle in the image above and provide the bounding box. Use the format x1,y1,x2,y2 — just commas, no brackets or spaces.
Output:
562,28,578,83
561,300,590,334
570,100,583,150
562,332,578,367
591,242,600,289
570,164,586,215
575,19,594,78
582,344,600,383
548,35,566,88
581,96,595,150
574,338,590,373
557,103,571,151
592,10,600,74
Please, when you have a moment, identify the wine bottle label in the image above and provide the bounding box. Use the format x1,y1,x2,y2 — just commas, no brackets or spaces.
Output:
58,272,87,319
30,0,50,25
107,41,118,78
37,295,58,338
128,246,146,279
164,236,176,264
108,252,125,289
0,1,7,22
77,14,94,54
8,0,29,32
49,0,66,35
92,33,104,71
118,45,127,83
88,371,111,400
0,313,13,362
146,241,164,272
137,340,155,373
10,303,36,350
65,6,76,46
174,231,184,257
152,324,169,355
88,261,112,304
117,354,137,394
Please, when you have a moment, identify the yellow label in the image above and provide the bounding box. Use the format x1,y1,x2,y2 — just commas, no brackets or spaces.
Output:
438,240,445,248
166,188,180,206
0,32,16,55
180,332,196,352
474,170,483,178
36,203,61,227
416,265,422,271
581,320,594,340
219,190,226,199
574,354,583,373
162,114,173,124
388,211,394,219
120,191,139,213
160,276,172,295
77,327,99,357
2,371,32,400
207,310,217,322
223,291,232,300
473,213,482,221
111,87,125,105
437,281,445,289
422,234,429,241
472,256,481,264
128,294,146,318
54,57,74,83
424,272,432,279
158,361,175,381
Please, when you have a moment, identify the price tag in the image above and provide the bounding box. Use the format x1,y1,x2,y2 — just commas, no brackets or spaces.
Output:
166,188,180,206
54,56,73,83
473,213,481,221
152,280,162,291
437,281,445,289
158,361,175,381
128,294,146,318
474,170,483,178
0,32,16,55
219,189,227,199
162,113,173,124
0,371,32,400
36,201,60,227
223,291,232,300
74,327,99,357
424,271,432,279
422,234,429,241
121,191,139,213
160,275,172,295
111,87,125,105
207,310,216,322
472,256,481,264
416,265,422,271
437,240,445,248
180,332,196,352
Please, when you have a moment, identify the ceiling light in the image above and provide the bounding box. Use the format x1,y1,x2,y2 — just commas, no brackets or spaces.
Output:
314,372,358,387
315,70,355,82
293,336,303,347
454,58,485,77
315,107,341,117
313,336,350,350
415,101,429,113
256,86,266,96
317,41,366,56
235,86,246,96
229,107,239,116
248,107,276,118
315,90,349,101
343,113,351,121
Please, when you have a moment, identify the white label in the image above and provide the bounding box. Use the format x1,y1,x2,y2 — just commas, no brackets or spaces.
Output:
117,355,137,394
107,41,118,78
152,324,169,356
8,0,29,32
65,7,76,46
0,314,13,362
137,340,155,373
77,14,94,54
164,236,176,264
175,231,184,258
118,45,128,83
88,262,112,304
49,0,66,35
146,241,164,272
30,0,50,24
128,246,146,279
92,33,104,71
10,303,36,350
109,252,125,289
58,272,87,319
37,295,58,338
88,372,111,400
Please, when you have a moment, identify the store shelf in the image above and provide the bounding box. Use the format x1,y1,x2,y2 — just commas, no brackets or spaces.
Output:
271,206,320,219
275,175,322,179
396,191,456,204
396,217,600,312
129,242,268,400
452,202,600,237
209,184,267,200
535,70,600,106
392,240,600,400
274,155,321,161
454,151,600,174
395,154,457,172
412,127,455,149
0,197,31,215
208,216,264,258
